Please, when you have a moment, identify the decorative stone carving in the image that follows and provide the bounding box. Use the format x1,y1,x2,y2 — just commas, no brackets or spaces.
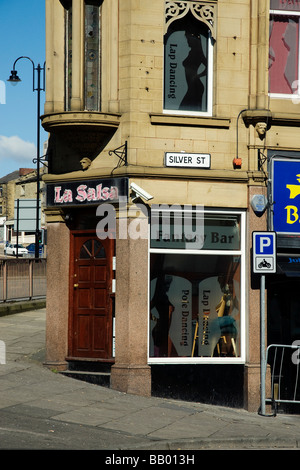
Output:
165,1,217,39
241,109,272,140
255,122,267,139
80,157,92,170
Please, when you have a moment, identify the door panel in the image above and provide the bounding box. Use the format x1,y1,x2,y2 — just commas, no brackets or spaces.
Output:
69,232,114,360
78,265,91,281
94,289,106,307
77,316,90,350
95,265,106,281
94,315,107,353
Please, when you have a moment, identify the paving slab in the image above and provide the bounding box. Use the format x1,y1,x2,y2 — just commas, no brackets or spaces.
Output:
0,307,300,450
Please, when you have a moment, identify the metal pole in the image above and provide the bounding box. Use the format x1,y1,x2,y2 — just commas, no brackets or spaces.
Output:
260,274,266,416
35,64,41,260
16,199,19,258
8,57,44,260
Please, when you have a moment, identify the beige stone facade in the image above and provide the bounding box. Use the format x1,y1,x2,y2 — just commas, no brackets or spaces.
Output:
42,0,300,412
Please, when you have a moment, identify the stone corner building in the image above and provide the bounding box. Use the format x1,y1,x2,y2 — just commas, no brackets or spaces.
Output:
42,0,300,412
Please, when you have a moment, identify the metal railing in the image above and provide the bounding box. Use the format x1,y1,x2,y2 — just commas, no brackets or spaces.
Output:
0,258,46,302
263,343,300,415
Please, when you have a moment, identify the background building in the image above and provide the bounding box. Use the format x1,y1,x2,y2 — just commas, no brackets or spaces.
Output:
0,168,46,247
42,0,300,412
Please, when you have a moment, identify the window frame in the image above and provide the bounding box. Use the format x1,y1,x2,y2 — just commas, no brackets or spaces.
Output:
64,0,102,112
65,4,72,111
84,1,101,111
269,9,300,101
163,5,214,117
148,208,246,365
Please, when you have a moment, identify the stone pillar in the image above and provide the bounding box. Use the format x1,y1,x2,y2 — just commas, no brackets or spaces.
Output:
110,207,151,396
248,0,269,110
101,0,119,113
44,213,70,371
244,184,267,411
256,0,269,110
44,0,65,114
243,0,271,408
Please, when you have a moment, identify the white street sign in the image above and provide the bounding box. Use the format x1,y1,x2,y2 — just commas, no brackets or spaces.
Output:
165,152,210,169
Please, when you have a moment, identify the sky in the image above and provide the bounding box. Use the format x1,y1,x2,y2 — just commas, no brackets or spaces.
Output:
0,0,47,178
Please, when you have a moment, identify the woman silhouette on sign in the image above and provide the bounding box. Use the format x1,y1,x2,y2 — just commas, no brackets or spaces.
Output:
151,274,175,357
179,28,207,111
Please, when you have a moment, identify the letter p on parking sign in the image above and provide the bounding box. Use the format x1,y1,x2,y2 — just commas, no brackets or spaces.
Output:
252,231,276,273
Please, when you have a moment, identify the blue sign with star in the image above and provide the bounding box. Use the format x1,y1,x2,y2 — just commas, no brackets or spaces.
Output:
272,158,300,234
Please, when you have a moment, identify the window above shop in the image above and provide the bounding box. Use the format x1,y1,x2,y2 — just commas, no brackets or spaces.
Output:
269,0,300,99
64,0,102,112
84,1,101,111
163,1,216,117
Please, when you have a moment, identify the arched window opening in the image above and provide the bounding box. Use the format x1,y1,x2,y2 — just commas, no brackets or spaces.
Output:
164,1,215,116
79,239,106,259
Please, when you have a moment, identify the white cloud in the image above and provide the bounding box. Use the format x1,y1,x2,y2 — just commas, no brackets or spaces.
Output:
0,135,36,164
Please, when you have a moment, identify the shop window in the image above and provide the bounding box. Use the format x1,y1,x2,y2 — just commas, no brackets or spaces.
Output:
149,209,245,364
164,1,215,116
269,0,300,98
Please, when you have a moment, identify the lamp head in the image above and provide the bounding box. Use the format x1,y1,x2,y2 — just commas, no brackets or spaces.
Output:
7,70,21,86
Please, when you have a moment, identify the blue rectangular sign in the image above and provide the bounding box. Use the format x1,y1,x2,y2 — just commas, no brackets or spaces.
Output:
252,231,276,273
272,158,300,234
253,233,275,256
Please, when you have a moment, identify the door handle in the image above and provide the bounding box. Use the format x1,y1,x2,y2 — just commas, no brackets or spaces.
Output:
74,284,79,288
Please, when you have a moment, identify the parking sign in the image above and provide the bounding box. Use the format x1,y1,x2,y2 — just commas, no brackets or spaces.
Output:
252,232,276,273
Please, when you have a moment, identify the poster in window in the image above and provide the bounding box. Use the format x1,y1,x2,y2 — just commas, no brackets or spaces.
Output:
164,27,208,113
150,276,192,357
198,276,240,358
198,277,222,357
270,0,300,11
269,15,299,94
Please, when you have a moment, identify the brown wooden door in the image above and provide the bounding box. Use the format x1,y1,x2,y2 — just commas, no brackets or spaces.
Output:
69,232,114,360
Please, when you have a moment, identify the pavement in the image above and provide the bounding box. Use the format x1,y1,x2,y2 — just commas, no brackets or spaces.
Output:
0,307,300,451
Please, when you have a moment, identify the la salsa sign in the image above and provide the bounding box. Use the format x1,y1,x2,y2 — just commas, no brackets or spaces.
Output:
46,177,128,207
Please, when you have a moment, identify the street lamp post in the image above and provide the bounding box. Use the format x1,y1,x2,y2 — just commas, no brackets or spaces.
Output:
7,56,45,259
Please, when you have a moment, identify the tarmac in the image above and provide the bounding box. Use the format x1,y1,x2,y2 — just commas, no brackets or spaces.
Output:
0,305,300,452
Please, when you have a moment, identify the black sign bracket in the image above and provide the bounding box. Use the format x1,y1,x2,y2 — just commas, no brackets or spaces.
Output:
109,141,128,168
